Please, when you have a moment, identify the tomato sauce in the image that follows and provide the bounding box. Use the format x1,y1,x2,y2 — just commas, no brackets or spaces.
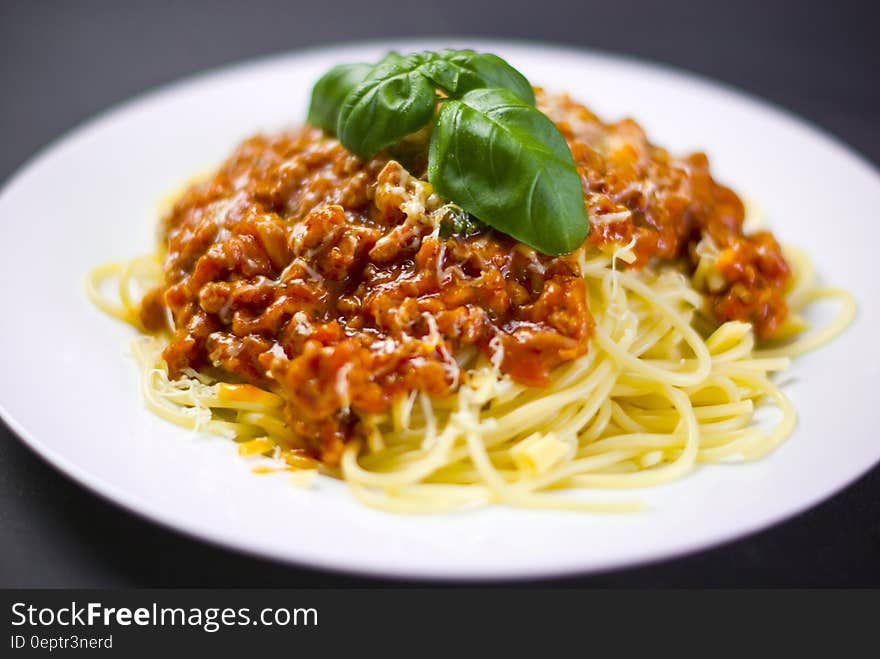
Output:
545,92,790,336
141,92,789,461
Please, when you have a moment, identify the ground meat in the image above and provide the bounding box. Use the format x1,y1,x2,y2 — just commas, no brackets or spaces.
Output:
143,127,592,460
142,92,790,461
544,91,790,336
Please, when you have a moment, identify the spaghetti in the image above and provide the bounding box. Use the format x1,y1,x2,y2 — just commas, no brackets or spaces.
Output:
87,90,855,513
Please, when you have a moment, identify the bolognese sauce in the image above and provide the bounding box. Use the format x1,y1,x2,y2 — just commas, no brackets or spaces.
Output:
544,92,790,337
140,92,790,462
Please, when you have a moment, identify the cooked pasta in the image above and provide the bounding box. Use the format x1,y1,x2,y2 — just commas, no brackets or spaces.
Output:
87,76,855,513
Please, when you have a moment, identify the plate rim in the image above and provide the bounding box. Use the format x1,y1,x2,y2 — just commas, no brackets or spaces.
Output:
1,37,878,582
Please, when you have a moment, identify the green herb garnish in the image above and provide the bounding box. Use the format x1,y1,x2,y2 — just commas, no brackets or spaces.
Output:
437,204,485,239
336,52,439,159
308,49,589,255
419,49,535,105
307,62,373,133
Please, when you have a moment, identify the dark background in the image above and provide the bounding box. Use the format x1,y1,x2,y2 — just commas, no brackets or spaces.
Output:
1,0,877,587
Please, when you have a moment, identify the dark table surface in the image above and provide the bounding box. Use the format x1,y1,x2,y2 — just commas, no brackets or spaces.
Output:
1,0,878,587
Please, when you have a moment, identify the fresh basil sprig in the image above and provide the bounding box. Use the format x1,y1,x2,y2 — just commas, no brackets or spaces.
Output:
336,53,439,159
333,50,536,159
429,88,587,255
307,49,589,255
419,50,535,105
307,62,372,133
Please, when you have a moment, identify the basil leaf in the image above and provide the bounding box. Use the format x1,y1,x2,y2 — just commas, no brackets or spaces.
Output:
336,52,438,158
307,62,373,133
422,50,535,105
428,88,588,255
437,204,485,239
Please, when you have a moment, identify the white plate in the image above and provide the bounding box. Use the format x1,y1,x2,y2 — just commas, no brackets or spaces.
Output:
1,39,878,580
